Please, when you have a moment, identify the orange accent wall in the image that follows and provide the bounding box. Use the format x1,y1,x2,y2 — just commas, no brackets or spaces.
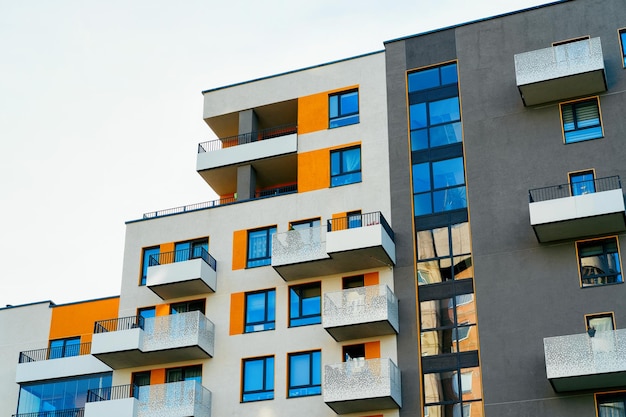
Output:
151,368,166,384
160,242,175,264
230,292,245,335
232,230,247,270
298,92,328,134
364,341,381,359
331,212,347,231
49,297,119,344
364,272,379,286
156,304,170,317
298,149,330,192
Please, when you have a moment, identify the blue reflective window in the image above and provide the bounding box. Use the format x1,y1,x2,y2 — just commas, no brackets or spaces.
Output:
245,289,276,333
49,337,81,359
141,246,159,285
429,97,460,125
408,63,457,93
430,122,463,148
290,283,321,327
432,157,465,189
242,356,274,402
410,103,427,130
570,171,595,196
247,227,276,268
331,146,362,187
413,163,431,193
288,350,321,397
329,90,359,128
578,237,623,287
561,98,602,143
413,157,467,216
620,29,626,67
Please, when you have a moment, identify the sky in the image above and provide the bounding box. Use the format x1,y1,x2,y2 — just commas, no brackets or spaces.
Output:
0,0,553,307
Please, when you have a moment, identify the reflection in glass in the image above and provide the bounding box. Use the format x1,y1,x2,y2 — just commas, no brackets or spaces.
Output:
578,238,622,287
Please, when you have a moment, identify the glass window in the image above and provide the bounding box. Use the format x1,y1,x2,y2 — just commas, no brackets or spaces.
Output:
329,90,359,128
347,210,362,229
170,299,205,314
413,157,467,216
140,246,160,285
174,238,208,263
49,337,81,359
166,365,202,383
242,356,274,402
289,282,321,327
596,391,626,417
245,289,276,333
408,63,458,93
288,350,321,397
561,98,603,143
586,312,615,333
570,171,595,196
619,29,626,67
247,226,277,268
331,146,362,187
578,237,622,287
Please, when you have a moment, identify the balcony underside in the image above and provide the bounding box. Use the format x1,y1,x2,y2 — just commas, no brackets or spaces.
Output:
550,371,626,392
93,345,211,369
325,320,398,342
273,246,394,281
149,278,214,300
518,70,606,106
326,396,401,415
533,212,626,242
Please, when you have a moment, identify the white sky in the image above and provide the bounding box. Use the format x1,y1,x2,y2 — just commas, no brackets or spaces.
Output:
0,0,552,307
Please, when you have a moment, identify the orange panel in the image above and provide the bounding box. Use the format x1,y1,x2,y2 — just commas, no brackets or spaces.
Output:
160,242,175,264
230,292,245,335
298,149,330,192
364,341,381,359
156,304,170,317
364,272,379,286
330,212,347,231
49,297,119,343
151,368,165,385
232,230,247,270
298,92,328,134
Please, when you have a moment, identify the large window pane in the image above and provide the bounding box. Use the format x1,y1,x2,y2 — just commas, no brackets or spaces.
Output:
242,356,274,402
432,158,465,189
429,97,460,125
408,67,440,92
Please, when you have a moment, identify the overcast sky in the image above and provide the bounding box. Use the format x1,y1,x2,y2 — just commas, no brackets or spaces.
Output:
0,0,552,307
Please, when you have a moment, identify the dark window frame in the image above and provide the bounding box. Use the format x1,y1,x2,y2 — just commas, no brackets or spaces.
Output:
413,156,467,217
242,356,274,402
49,337,81,359
619,28,626,67
289,282,321,327
247,226,277,268
577,237,623,287
245,289,276,333
596,390,626,417
140,246,160,286
561,97,603,144
569,169,596,196
329,89,359,128
288,350,322,398
330,145,362,187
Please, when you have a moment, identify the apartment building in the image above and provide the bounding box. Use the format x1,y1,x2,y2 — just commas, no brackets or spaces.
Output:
2,0,626,416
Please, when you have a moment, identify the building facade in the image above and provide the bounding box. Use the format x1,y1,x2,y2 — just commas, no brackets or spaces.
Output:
2,0,626,416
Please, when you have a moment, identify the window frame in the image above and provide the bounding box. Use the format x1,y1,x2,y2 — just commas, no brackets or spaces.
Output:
49,337,81,359
140,246,160,286
413,156,468,216
560,97,603,144
244,289,276,333
568,169,596,196
619,28,626,68
242,356,275,402
246,226,277,268
585,312,616,332
551,35,590,47
576,236,623,288
595,390,626,417
287,350,322,398
329,89,359,128
330,145,362,187
289,282,322,327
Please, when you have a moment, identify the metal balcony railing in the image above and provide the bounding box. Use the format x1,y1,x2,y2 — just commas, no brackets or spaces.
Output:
94,316,143,334
327,211,395,242
87,384,135,402
143,197,236,219
255,184,297,198
149,247,216,271
19,342,91,363
529,176,621,203
12,409,85,417
197,124,297,153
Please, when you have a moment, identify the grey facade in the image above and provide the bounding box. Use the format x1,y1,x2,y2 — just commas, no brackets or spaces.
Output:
386,0,626,416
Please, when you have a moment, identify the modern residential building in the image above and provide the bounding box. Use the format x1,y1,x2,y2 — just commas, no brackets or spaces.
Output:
2,0,626,416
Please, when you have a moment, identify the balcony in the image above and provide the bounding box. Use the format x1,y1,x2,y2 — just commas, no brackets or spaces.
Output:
544,328,626,392
324,357,402,414
13,409,85,417
323,285,399,342
514,37,606,106
85,381,211,417
146,248,217,300
529,176,626,242
16,343,111,383
272,212,396,281
196,125,297,196
91,311,214,369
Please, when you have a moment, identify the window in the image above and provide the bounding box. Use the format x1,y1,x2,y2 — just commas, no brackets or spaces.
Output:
619,28,626,68
569,170,595,195
343,343,365,361
171,299,206,314
174,238,208,262
131,371,151,399
245,289,276,332
247,227,276,268
561,98,603,143
290,218,321,230
342,274,364,289
288,350,321,397
140,246,159,285
413,157,467,216
347,210,362,228
331,146,362,187
596,391,626,417
586,312,615,332
289,282,321,327
49,337,81,359
329,89,359,128
577,237,622,287
242,356,274,402
166,365,202,383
